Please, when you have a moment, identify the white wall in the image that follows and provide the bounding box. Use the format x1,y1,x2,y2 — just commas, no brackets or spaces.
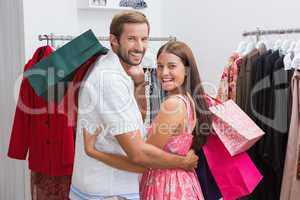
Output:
23,0,163,60
161,0,300,95
23,0,78,60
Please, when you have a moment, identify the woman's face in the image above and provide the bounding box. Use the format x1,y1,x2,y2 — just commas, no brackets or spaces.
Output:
157,52,186,94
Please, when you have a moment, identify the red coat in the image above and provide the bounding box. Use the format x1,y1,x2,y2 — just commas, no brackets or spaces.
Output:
8,46,100,176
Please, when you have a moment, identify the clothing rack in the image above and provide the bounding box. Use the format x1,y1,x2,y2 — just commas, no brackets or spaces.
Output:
39,33,177,47
242,28,300,42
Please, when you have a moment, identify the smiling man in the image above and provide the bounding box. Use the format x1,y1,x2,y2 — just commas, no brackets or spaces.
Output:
70,11,198,200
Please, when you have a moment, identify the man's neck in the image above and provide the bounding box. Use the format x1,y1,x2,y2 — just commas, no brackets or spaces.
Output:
111,48,132,73
119,59,131,73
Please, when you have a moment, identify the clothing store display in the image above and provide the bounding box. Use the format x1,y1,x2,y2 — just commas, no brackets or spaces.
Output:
246,50,293,200
8,46,104,175
7,46,75,176
218,37,296,199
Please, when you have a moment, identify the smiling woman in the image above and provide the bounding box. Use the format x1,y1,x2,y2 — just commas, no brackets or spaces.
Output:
157,52,186,94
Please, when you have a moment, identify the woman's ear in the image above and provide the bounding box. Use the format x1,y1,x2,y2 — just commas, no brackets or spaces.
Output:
185,67,189,76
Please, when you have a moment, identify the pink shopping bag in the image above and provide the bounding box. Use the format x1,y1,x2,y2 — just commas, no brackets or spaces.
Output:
206,95,264,156
203,135,263,200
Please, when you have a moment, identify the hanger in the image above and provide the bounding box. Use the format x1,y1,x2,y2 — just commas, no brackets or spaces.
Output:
289,40,300,69
44,34,49,46
259,35,271,50
235,40,247,54
273,38,283,51
256,34,267,52
292,40,300,53
243,41,255,56
284,40,296,70
280,39,291,55
242,36,256,56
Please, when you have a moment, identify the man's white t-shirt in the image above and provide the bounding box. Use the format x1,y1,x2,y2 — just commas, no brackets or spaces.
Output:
70,50,145,200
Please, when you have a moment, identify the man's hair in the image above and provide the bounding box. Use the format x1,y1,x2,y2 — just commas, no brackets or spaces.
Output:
110,11,150,39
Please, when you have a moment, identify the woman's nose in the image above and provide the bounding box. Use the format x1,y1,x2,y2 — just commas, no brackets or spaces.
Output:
162,67,170,75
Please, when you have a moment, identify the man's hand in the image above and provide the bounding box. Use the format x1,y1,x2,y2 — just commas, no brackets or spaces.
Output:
83,127,102,156
182,150,199,170
126,65,145,85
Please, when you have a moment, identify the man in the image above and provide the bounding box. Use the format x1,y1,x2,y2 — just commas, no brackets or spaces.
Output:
70,11,198,200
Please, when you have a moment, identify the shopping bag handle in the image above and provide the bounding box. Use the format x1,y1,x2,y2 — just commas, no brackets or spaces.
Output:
205,94,223,106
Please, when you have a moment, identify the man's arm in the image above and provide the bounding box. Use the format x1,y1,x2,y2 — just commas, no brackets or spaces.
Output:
115,131,197,170
83,128,146,173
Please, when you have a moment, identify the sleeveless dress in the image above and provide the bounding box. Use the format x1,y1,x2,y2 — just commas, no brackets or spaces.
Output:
139,95,205,200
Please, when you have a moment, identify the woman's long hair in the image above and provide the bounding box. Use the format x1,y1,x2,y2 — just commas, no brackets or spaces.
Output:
157,41,212,151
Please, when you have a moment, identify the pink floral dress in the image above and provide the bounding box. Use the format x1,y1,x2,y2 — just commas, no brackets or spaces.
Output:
217,53,242,102
139,95,205,200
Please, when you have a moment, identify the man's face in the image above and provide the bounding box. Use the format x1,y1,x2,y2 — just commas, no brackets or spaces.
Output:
114,23,149,67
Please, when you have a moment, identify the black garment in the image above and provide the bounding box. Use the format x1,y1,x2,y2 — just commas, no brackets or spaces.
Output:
196,149,222,200
245,51,294,200
269,56,294,197
247,50,272,124
246,50,276,200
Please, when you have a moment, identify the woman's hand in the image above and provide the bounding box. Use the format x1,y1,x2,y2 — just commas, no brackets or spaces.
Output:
83,127,102,156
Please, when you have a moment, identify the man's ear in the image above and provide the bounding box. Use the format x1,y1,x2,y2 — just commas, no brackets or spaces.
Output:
109,34,119,48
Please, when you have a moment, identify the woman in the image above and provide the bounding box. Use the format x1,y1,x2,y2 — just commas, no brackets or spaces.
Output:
83,41,212,200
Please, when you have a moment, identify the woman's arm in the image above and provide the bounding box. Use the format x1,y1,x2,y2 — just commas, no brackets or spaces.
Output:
83,128,146,173
146,96,186,148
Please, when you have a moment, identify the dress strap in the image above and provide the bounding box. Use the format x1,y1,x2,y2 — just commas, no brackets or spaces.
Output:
172,94,193,133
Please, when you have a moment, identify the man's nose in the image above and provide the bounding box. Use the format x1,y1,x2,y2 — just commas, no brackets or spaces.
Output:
134,40,143,51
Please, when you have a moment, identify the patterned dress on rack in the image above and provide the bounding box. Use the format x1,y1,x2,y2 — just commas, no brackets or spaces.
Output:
217,53,242,102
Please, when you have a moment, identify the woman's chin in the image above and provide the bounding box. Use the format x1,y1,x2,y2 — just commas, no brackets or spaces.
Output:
162,87,176,93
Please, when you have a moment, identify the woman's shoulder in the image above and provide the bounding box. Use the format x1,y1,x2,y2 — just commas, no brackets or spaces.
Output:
160,95,187,114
